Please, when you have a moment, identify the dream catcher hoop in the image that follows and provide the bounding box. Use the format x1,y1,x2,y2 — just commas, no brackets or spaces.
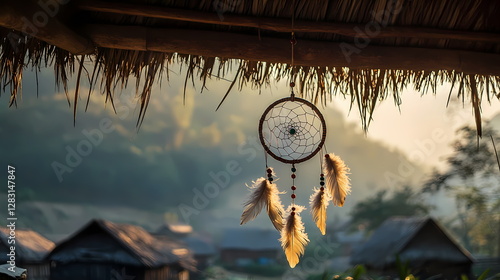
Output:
258,95,327,164
240,29,352,269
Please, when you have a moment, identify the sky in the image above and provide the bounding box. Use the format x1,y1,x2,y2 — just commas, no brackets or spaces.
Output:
1,64,499,238
336,85,500,170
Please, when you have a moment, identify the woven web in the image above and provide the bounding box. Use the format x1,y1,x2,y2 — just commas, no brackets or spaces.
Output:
261,100,324,162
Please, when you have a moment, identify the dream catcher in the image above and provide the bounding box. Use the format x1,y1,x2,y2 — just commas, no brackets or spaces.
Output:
240,31,352,268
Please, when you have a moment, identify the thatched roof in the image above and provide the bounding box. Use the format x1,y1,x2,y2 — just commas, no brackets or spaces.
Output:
47,219,196,270
1,0,500,132
350,217,473,269
0,227,54,264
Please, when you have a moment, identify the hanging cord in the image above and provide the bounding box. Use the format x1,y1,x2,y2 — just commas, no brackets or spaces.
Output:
290,33,297,101
264,150,269,169
291,163,297,208
266,152,275,183
290,0,297,101
264,150,270,178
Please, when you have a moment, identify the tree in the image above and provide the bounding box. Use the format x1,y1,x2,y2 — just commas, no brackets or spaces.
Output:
350,186,431,233
424,125,500,256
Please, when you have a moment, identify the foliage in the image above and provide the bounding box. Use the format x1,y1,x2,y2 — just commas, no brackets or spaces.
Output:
425,126,500,192
306,263,424,280
350,186,432,232
203,266,230,280
424,125,500,255
307,265,368,280
395,256,418,280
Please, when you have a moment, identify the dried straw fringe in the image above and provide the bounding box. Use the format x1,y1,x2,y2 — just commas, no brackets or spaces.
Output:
0,33,495,133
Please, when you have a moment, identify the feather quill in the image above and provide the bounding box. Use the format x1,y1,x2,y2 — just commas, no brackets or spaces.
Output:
240,176,285,231
323,153,351,207
309,188,330,235
280,205,309,268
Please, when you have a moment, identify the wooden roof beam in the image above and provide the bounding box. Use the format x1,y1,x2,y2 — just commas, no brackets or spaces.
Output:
0,1,94,55
85,24,500,76
78,0,500,44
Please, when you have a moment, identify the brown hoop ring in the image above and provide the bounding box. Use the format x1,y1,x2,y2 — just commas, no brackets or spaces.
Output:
258,96,327,164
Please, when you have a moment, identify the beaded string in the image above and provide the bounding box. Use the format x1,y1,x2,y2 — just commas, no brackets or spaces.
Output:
290,163,297,215
267,167,274,183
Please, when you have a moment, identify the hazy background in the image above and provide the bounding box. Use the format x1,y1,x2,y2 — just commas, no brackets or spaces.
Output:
1,64,499,241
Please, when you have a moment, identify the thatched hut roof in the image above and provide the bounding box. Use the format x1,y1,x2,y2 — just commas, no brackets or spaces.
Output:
1,0,500,132
0,227,55,264
47,219,196,270
350,217,473,269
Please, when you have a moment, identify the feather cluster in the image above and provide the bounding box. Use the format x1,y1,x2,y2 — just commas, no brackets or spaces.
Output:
280,205,309,268
323,153,351,207
240,176,285,231
309,187,330,235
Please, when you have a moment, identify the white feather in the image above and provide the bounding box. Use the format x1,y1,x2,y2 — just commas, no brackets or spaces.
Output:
310,188,330,235
323,153,351,207
240,176,285,231
280,205,309,268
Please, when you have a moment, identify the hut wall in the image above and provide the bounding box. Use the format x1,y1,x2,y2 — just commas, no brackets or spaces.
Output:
193,254,211,271
474,258,500,275
144,266,189,280
50,262,145,280
0,243,51,280
23,264,50,280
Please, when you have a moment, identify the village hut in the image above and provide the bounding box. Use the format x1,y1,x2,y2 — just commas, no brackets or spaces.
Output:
1,1,499,132
154,223,216,272
0,264,27,280
351,217,474,279
47,219,195,280
156,223,193,239
0,227,54,280
181,235,216,272
220,228,281,266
